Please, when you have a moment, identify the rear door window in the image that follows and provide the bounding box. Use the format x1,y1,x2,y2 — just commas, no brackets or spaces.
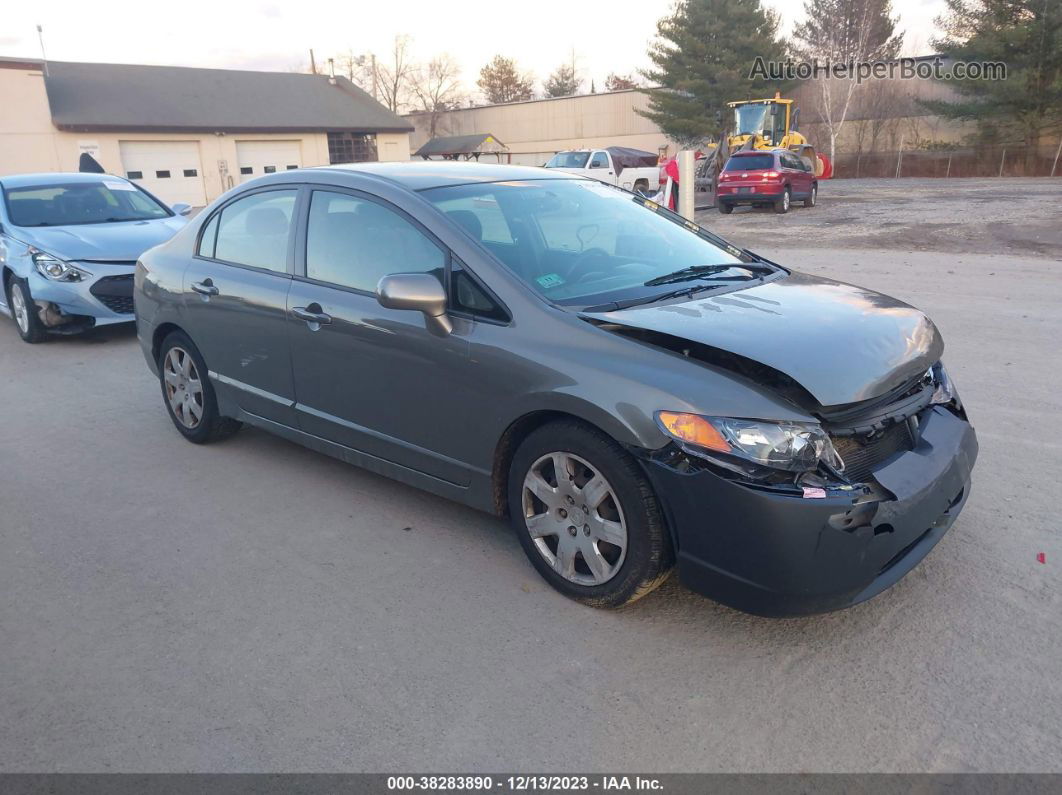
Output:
212,190,297,273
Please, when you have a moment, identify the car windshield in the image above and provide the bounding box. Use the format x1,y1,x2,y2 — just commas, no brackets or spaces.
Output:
3,180,171,227
424,178,763,308
724,155,775,171
545,152,591,169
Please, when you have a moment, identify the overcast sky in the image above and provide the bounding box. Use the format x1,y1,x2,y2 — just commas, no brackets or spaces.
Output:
2,0,948,99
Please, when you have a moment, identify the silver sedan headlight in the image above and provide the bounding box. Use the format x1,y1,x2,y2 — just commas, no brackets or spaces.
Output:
30,248,91,283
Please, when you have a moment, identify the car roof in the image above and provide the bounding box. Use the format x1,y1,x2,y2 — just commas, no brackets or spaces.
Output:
731,150,780,158
0,172,128,189
315,161,582,191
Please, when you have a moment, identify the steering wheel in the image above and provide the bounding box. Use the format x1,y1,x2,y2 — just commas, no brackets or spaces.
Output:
566,247,613,283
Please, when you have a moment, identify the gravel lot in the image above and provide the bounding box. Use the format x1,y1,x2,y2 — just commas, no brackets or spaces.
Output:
696,177,1062,258
1,179,1060,773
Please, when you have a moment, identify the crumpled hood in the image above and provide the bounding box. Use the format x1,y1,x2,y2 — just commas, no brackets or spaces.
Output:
15,217,187,262
584,271,943,408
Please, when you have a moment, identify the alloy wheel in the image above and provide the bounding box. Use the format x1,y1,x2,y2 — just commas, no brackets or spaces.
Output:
10,283,30,334
783,190,791,211
163,347,204,429
521,451,628,586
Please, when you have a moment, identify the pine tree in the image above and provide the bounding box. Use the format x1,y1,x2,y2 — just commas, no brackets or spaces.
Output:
640,0,789,147
544,63,581,97
924,0,1062,168
477,56,535,104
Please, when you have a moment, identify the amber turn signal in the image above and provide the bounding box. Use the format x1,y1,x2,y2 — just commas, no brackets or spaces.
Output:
656,412,732,452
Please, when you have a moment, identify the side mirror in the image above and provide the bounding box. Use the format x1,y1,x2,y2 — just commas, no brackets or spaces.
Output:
171,202,192,216
376,273,452,335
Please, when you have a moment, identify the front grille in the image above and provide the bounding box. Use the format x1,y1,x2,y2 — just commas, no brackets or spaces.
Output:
96,294,134,314
89,274,135,315
831,421,915,482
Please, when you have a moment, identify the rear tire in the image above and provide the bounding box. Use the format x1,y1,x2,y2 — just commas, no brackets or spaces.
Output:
774,187,791,214
804,184,817,208
5,276,46,343
158,330,241,444
508,420,673,608
718,202,734,215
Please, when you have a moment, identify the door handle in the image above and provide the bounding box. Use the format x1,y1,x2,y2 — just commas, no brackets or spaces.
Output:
191,280,219,296
292,306,332,325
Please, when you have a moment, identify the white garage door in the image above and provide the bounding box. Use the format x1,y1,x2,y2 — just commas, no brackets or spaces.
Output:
236,140,302,183
119,141,207,207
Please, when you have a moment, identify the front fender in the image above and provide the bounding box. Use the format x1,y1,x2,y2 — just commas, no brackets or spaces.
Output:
0,234,34,281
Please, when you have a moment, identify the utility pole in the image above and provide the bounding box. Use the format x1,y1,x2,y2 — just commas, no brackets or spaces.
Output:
309,48,317,75
371,54,378,100
36,24,49,76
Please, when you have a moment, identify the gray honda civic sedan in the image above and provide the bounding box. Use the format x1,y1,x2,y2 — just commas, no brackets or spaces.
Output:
134,162,977,616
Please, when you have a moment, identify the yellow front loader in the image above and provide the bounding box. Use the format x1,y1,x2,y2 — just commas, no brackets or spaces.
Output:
725,93,832,178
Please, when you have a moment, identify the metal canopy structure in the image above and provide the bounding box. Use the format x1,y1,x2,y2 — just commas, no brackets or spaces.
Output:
414,133,509,161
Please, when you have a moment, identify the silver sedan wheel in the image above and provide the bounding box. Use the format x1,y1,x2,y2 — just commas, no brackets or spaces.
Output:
10,282,30,334
163,347,204,429
521,452,628,586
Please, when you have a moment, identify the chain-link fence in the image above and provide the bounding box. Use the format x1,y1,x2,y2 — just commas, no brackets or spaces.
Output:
833,143,1062,178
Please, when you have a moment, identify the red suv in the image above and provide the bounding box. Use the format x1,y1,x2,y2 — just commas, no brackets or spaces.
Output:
716,150,817,214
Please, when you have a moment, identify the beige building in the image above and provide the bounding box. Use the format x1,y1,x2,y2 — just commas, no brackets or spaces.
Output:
0,56,412,206
407,67,979,168
407,90,673,166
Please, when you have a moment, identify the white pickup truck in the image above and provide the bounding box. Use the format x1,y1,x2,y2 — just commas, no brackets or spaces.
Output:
543,147,659,194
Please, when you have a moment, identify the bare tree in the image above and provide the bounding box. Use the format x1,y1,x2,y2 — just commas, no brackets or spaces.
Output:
375,35,415,113
793,0,903,163
410,54,465,138
850,77,906,154
334,49,377,97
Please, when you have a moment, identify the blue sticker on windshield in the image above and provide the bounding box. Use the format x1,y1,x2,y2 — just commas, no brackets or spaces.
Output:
536,273,565,289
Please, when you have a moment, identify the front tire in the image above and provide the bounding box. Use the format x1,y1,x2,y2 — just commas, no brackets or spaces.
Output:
508,420,673,608
774,187,791,214
158,331,241,444
6,276,46,343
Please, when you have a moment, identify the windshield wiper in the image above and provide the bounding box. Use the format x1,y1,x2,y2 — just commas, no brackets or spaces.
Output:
644,262,772,286
584,282,725,312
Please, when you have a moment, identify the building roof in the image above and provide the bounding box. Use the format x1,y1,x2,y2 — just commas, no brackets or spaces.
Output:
38,60,413,133
318,161,579,191
414,134,507,158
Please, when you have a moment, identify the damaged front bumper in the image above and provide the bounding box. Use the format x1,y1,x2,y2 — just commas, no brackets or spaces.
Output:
25,263,136,330
639,406,978,617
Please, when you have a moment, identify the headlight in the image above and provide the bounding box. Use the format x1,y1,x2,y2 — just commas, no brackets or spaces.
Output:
30,248,90,282
931,362,959,407
657,411,844,473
